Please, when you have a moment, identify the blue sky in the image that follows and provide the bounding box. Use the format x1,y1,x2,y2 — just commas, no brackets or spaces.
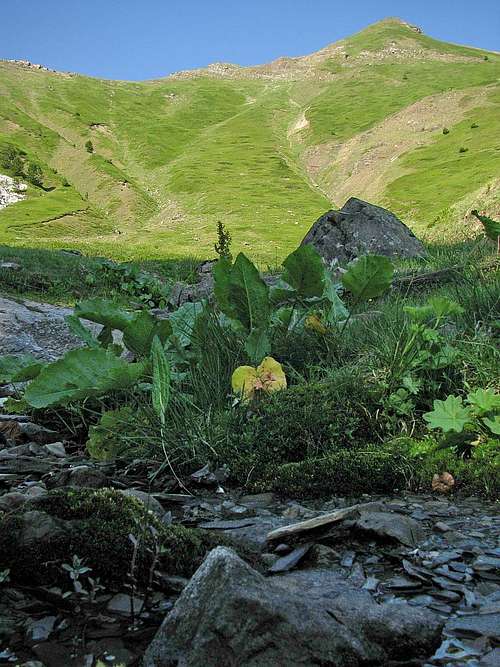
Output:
1,0,499,80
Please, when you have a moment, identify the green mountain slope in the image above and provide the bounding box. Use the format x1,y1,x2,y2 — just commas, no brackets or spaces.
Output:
1,17,499,262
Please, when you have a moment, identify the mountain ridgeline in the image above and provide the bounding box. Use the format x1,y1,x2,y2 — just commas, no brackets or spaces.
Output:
0,18,499,262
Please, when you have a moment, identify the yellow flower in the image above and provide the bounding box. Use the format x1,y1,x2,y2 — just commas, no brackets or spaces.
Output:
305,313,327,335
231,357,287,401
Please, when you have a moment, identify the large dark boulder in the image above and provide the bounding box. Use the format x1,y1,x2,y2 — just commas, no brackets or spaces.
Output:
143,546,442,667
302,198,426,266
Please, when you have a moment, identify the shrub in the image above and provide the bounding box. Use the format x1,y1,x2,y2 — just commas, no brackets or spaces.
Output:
471,123,479,129
442,127,450,135
85,139,94,153
459,147,468,153
25,161,43,186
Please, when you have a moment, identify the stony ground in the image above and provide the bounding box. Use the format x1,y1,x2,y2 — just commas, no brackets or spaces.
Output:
0,411,498,666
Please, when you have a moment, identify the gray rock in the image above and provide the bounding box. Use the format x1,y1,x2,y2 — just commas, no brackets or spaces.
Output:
144,547,442,667
44,442,66,458
353,510,424,546
480,649,500,666
0,491,28,511
199,516,290,552
267,542,312,573
119,489,164,517
445,612,500,642
301,197,426,266
26,615,57,641
18,510,66,545
0,296,100,361
107,593,144,616
60,466,108,488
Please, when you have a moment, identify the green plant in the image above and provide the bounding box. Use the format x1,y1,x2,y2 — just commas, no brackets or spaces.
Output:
471,210,500,253
0,353,45,383
442,127,450,135
85,139,94,153
382,296,463,418
86,406,149,460
25,161,43,186
424,388,500,455
214,221,233,262
0,143,24,171
459,146,468,153
24,347,147,409
93,259,171,307
0,488,220,586
214,253,271,363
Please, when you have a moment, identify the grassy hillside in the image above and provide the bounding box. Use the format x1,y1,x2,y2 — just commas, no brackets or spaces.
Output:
0,18,499,263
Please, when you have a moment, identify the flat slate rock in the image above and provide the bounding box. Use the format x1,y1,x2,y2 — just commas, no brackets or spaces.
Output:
445,612,500,642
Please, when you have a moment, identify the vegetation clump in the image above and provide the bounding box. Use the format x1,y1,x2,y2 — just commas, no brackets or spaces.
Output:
0,488,220,586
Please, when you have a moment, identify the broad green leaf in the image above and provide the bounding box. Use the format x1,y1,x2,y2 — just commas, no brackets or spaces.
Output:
0,354,45,383
341,255,394,302
0,354,44,384
404,304,435,322
122,311,171,357
65,314,100,348
25,348,146,408
282,245,324,299
213,257,237,320
471,210,500,243
151,336,171,422
482,416,500,435
423,395,472,433
269,279,297,306
228,253,270,333
74,298,133,330
245,328,271,364
323,271,349,323
168,301,204,347
427,296,463,320
86,407,136,461
467,388,500,415
97,326,113,347
429,344,458,370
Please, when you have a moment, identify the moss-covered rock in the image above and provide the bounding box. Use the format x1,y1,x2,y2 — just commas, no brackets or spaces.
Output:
0,488,220,586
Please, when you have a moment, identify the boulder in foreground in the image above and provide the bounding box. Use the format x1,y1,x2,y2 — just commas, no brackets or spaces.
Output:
302,197,426,266
144,546,442,667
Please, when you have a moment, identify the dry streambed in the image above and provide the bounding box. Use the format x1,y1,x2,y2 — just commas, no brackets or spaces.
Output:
0,413,499,666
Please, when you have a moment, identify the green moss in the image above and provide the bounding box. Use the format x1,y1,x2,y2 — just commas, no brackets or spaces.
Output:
217,378,380,467
0,488,219,585
254,446,407,497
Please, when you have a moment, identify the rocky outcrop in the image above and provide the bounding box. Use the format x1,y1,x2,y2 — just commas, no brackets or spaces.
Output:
0,296,97,361
0,174,27,210
144,546,443,667
301,197,426,266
